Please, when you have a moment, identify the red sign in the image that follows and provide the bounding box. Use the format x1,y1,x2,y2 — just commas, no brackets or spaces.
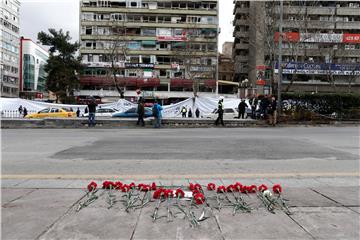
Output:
343,34,360,43
274,32,300,42
256,79,266,86
157,36,187,42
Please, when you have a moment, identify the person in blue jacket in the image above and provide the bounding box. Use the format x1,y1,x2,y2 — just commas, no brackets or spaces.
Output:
152,100,163,128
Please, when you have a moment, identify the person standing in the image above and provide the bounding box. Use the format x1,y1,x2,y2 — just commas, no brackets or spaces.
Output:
238,99,249,119
152,100,163,128
195,108,200,118
87,98,97,127
136,98,145,127
181,106,187,118
215,97,225,126
76,107,81,118
268,96,277,126
23,107,28,118
188,108,192,118
18,105,23,117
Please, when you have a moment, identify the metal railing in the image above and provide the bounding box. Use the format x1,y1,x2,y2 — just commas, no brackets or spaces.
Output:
1,110,37,118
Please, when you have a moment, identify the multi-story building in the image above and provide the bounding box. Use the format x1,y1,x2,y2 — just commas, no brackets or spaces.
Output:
218,41,236,94
0,0,20,98
78,0,219,103
233,0,360,94
19,37,49,100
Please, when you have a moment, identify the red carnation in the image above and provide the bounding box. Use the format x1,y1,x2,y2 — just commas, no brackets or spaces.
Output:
164,189,174,198
153,189,163,199
273,184,282,194
114,181,123,190
240,185,247,193
194,193,205,205
129,182,136,189
192,189,201,195
247,185,257,193
138,183,144,189
175,189,185,198
139,184,151,192
87,181,97,192
194,183,202,191
227,184,236,192
235,182,242,191
258,184,268,192
102,181,115,189
121,184,131,192
151,182,157,190
207,183,216,191
189,183,195,191
217,185,226,193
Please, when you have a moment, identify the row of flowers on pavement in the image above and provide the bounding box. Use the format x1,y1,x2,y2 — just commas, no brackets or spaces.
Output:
79,181,291,227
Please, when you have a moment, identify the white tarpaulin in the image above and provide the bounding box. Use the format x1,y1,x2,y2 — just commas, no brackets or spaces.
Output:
1,97,247,118
0,98,136,114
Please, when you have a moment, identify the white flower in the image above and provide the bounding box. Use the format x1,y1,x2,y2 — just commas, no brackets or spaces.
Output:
263,190,272,198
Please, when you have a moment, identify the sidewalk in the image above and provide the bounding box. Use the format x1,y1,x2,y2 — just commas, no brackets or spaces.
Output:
2,177,359,239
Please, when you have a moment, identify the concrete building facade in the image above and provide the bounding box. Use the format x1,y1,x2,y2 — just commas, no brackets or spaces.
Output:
19,37,49,100
78,0,219,103
0,0,20,98
233,0,360,95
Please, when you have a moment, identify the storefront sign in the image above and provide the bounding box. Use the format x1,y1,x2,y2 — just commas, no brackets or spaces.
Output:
125,63,155,69
275,62,360,75
157,36,187,42
343,34,360,43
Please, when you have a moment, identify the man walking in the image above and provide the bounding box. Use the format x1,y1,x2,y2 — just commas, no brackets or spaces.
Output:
153,100,163,128
87,97,97,127
215,97,225,126
238,99,248,119
137,97,145,127
268,96,277,126
181,106,187,118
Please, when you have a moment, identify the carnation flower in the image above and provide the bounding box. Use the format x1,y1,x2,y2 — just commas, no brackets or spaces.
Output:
247,185,257,193
258,184,268,192
129,182,136,189
121,184,131,192
175,188,185,198
151,182,157,190
217,185,226,193
189,183,195,191
102,181,115,189
240,184,247,193
194,193,205,205
114,181,123,190
227,184,236,192
87,181,97,192
207,183,216,191
194,183,202,191
235,182,242,191
273,184,282,194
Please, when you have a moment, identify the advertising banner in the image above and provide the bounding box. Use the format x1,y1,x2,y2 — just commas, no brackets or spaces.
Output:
343,34,360,43
275,62,360,75
157,36,187,42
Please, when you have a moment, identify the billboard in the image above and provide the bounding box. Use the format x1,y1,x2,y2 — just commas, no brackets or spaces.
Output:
275,32,360,44
275,62,360,76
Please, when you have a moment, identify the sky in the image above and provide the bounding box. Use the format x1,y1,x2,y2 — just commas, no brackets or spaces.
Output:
20,0,234,52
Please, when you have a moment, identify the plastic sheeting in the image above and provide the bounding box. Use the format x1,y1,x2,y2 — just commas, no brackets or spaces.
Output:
0,97,248,118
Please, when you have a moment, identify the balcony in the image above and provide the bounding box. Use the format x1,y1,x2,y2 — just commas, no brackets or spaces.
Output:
282,20,335,30
336,21,360,30
337,7,360,15
235,55,249,62
234,7,249,16
233,31,249,39
282,6,335,15
81,6,217,16
235,43,249,50
234,19,249,26
80,35,217,43
81,20,218,29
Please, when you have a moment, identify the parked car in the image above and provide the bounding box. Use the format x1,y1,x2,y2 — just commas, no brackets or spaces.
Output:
112,107,153,118
83,108,118,117
25,107,76,119
203,108,239,120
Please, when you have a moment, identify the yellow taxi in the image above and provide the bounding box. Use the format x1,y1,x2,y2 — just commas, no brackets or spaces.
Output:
25,107,76,119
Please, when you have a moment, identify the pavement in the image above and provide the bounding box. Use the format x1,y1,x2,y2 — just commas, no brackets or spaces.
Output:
1,127,360,239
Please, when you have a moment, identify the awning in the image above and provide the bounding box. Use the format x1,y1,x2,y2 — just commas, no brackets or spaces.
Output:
142,40,156,46
172,42,186,48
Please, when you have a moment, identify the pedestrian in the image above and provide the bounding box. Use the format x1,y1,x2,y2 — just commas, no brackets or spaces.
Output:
152,100,163,128
23,107,28,118
76,107,81,118
260,95,270,119
18,105,23,116
215,97,225,126
195,108,200,118
268,96,277,126
181,106,187,118
70,107,74,112
188,108,192,118
238,99,249,119
87,97,97,127
136,97,145,127
84,107,88,114
251,97,258,119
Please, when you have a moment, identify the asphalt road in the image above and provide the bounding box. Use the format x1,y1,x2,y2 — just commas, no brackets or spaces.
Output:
1,127,359,178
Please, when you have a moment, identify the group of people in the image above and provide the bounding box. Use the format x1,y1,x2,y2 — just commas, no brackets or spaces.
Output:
181,106,201,118
18,105,28,117
136,97,163,128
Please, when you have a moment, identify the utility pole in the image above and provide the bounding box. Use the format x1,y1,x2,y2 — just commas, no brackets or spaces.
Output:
277,0,283,112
